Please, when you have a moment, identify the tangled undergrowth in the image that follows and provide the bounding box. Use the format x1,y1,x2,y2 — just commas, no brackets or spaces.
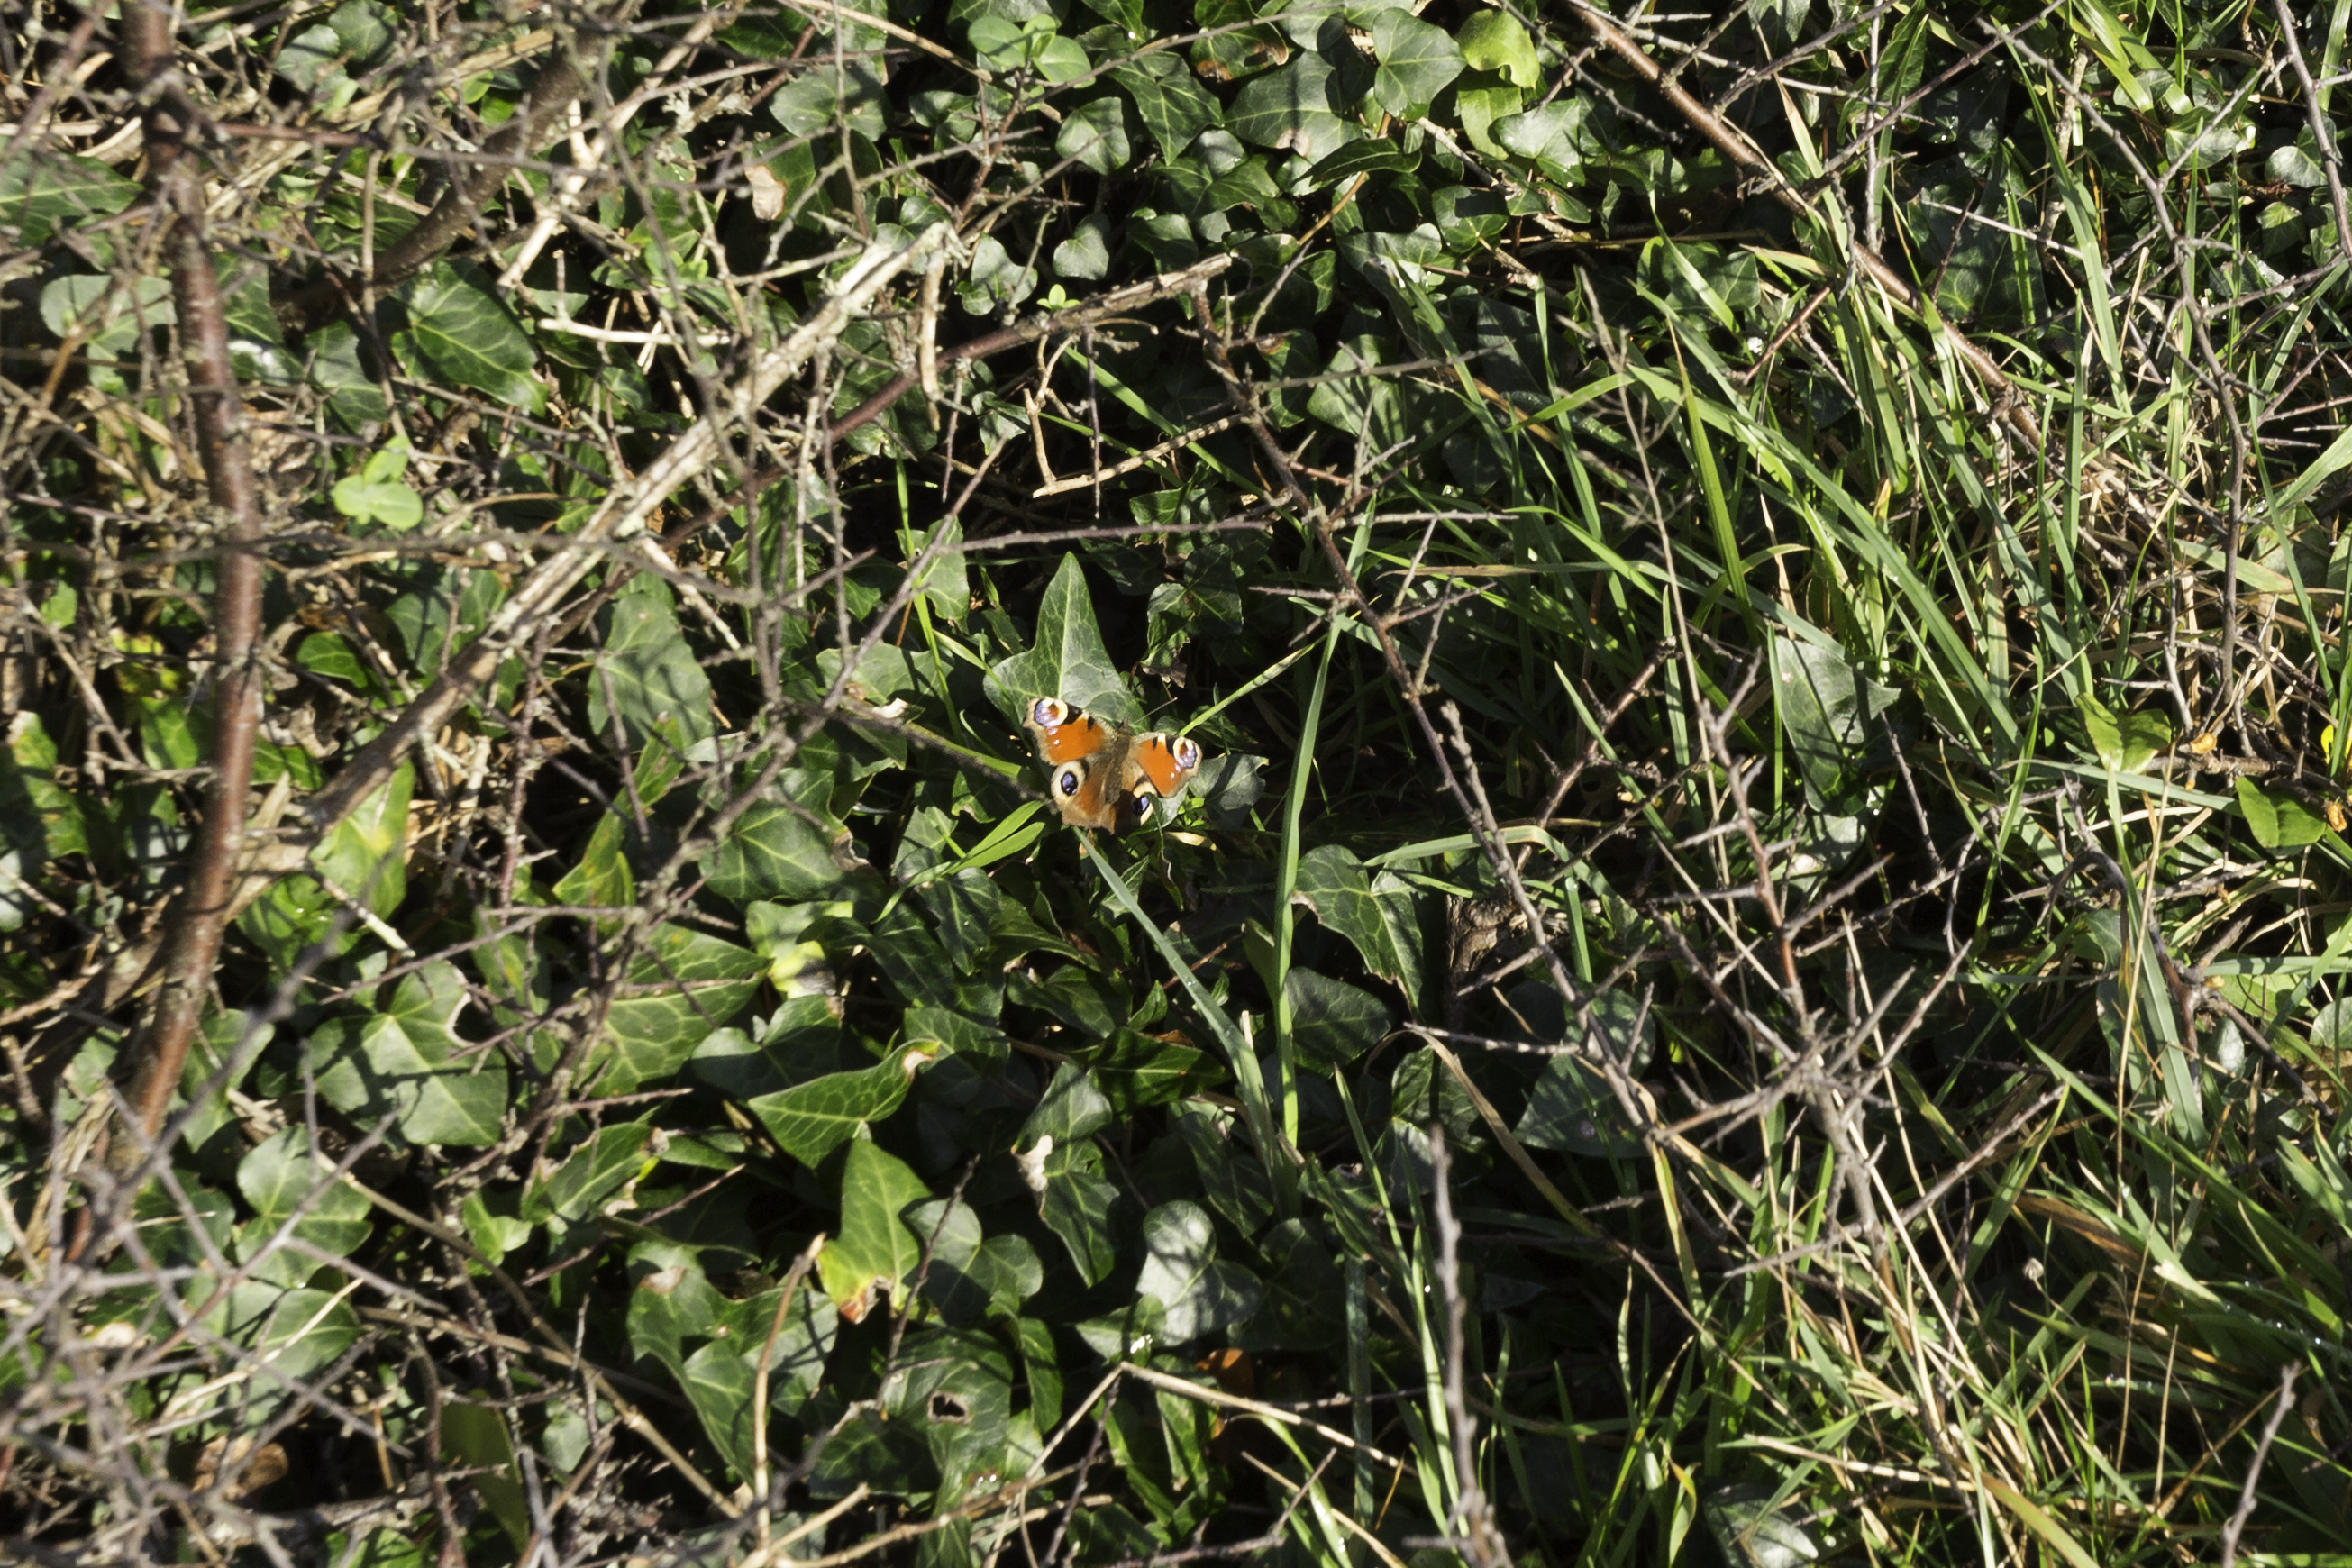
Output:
4,0,2352,1563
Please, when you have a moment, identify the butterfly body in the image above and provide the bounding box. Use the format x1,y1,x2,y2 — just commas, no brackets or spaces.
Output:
1023,697,1202,832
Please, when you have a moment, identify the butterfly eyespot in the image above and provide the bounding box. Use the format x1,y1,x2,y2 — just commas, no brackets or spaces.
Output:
1172,737,1201,770
1056,768,1081,797
1032,697,1069,726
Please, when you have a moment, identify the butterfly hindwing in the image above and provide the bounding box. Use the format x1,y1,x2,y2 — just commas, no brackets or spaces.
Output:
1023,698,1202,833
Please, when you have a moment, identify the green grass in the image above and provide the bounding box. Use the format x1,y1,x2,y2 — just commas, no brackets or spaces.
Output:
4,0,2352,1563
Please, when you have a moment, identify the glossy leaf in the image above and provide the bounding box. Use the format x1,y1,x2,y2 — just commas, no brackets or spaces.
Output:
396,263,539,408
747,1050,925,1167
818,1139,933,1322
1134,1201,1263,1344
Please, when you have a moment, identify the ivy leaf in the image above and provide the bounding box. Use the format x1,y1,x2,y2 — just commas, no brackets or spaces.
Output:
984,552,1142,726
1369,9,1463,119
313,761,411,914
597,925,764,1093
310,1003,506,1149
1077,1027,1224,1110
1055,96,1133,174
818,1140,933,1323
1773,635,1896,798
1107,51,1222,156
1455,10,1539,87
1305,140,1418,189
1019,1062,1117,1149
1228,55,1363,161
746,1049,927,1167
1040,1141,1129,1286
1291,844,1426,1016
0,150,141,246
1134,1201,1263,1344
590,585,714,752
395,263,539,409
528,1122,656,1223
234,1129,374,1285
1285,967,1394,1069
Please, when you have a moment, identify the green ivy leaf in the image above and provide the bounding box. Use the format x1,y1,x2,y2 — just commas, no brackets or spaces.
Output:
1077,1026,1224,1110
312,961,508,1146
395,263,539,409
1291,843,1426,1016
0,150,141,246
234,1128,375,1286
984,552,1142,726
1107,51,1222,156
1228,55,1363,161
746,1049,925,1167
1284,967,1393,1069
1134,1200,1263,1344
1369,9,1464,119
818,1139,933,1322
332,440,423,531
590,584,714,751
1455,10,1539,87
529,1122,656,1222
1055,96,1133,173
597,925,764,1093
312,761,412,915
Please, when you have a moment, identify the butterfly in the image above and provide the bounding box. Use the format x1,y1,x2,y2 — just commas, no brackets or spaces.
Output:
1022,697,1203,832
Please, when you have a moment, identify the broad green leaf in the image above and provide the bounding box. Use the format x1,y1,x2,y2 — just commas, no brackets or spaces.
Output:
250,1287,363,1406
1235,1217,1344,1350
1456,10,1538,87
770,56,889,141
236,1128,374,1271
1304,140,1419,189
1134,1200,1263,1344
597,925,764,1092
311,971,507,1147
2081,697,2172,774
1291,844,1425,1016
1517,1053,1643,1156
1041,1147,1126,1287
706,798,850,905
333,441,423,531
1701,1484,1822,1568
1054,212,1113,280
919,870,1002,973
1284,967,1393,1069
679,1278,839,1481
312,762,411,915
1019,1062,1117,1148
912,1200,1044,1323
1107,51,1221,156
1773,636,1896,798
1077,1027,1223,1110
396,263,539,408
818,1140,933,1322
439,1400,530,1549
307,320,389,428
1369,9,1463,118
590,585,714,751
1055,96,1133,174
747,1049,926,1167
1228,56,1363,162
910,514,969,624
0,150,141,245
2,712,86,860
528,1122,656,1223
985,553,1141,726
2237,777,2331,851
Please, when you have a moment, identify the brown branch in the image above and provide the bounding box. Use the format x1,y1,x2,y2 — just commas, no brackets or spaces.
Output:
826,252,1236,443
275,49,586,333
108,0,269,1163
